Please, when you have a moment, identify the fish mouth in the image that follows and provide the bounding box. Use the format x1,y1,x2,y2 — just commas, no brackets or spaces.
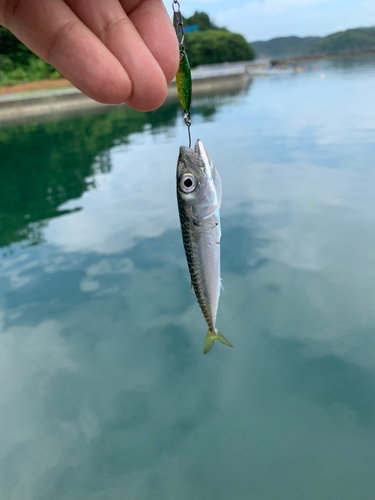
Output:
194,139,204,158
179,140,214,177
194,140,214,176
179,140,205,165
180,140,205,159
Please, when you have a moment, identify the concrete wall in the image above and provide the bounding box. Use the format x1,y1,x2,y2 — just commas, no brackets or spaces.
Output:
0,73,251,127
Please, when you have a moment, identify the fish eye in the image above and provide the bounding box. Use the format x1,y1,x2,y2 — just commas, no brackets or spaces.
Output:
180,173,196,193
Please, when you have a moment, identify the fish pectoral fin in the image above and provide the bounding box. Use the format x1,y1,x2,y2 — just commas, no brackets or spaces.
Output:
190,283,195,294
203,330,233,354
220,279,225,293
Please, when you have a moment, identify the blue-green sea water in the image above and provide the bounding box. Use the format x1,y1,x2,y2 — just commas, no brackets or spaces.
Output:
1,55,375,500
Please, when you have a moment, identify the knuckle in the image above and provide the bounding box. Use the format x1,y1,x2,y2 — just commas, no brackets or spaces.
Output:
47,19,79,64
126,0,160,18
98,17,130,45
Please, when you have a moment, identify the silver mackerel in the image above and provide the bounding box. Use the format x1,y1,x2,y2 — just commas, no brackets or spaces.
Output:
177,139,232,354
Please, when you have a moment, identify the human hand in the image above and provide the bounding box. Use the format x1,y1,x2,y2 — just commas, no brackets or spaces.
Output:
0,0,179,111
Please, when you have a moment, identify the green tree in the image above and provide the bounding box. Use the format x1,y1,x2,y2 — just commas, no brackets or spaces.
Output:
183,11,219,31
0,26,30,64
184,30,254,67
0,26,60,84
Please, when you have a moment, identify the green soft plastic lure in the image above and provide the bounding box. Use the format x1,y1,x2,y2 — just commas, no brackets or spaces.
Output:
176,44,192,127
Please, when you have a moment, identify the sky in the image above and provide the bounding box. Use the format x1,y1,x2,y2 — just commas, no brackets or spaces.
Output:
164,0,375,41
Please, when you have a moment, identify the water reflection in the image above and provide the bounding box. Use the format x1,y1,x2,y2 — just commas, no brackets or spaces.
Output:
321,53,375,73
0,99,230,251
0,77,253,251
0,104,175,249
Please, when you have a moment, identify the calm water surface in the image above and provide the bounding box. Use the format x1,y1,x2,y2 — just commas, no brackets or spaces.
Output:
1,55,375,499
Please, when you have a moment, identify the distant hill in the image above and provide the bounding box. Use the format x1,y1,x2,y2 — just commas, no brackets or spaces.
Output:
251,36,319,58
251,26,375,59
309,27,375,54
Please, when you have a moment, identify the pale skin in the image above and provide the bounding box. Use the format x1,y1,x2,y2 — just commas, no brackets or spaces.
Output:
0,0,179,111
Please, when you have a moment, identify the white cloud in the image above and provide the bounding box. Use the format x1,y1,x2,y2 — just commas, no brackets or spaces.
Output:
216,0,375,40
245,0,335,15
165,0,375,40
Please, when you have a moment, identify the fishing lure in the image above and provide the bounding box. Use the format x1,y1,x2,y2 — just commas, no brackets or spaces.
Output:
173,0,192,147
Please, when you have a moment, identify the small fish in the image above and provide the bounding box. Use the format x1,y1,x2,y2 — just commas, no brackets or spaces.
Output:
177,140,232,354
175,45,192,126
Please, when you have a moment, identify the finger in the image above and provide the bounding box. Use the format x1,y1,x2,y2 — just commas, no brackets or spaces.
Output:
1,0,133,105
64,0,178,111
123,0,179,84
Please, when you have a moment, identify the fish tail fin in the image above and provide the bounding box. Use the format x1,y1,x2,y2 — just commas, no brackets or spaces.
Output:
203,329,233,355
